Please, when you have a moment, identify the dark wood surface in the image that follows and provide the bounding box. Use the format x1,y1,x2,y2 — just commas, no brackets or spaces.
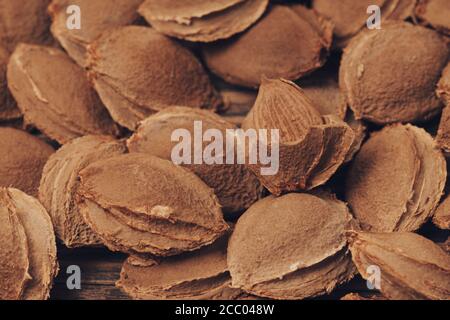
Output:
51,246,129,300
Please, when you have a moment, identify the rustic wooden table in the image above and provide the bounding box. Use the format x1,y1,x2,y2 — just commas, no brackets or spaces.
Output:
51,246,129,300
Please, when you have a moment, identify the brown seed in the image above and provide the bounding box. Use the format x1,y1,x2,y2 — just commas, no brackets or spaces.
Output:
127,107,264,216
0,194,29,300
0,0,52,52
437,63,450,152
314,0,379,46
220,88,257,127
0,127,54,196
340,22,449,124
346,124,446,232
433,194,450,230
347,231,450,300
202,5,333,88
221,88,256,117
437,62,450,103
344,113,367,163
39,135,127,248
0,45,21,122
440,236,450,253
49,0,144,67
313,0,416,48
141,0,244,22
383,0,418,19
138,0,269,42
416,0,450,36
87,26,222,130
117,233,244,300
218,85,257,126
437,106,450,152
7,44,119,144
242,78,354,195
299,71,366,163
299,72,347,120
0,188,58,300
77,153,229,257
244,78,322,140
340,293,385,300
228,192,356,299
4,188,58,300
